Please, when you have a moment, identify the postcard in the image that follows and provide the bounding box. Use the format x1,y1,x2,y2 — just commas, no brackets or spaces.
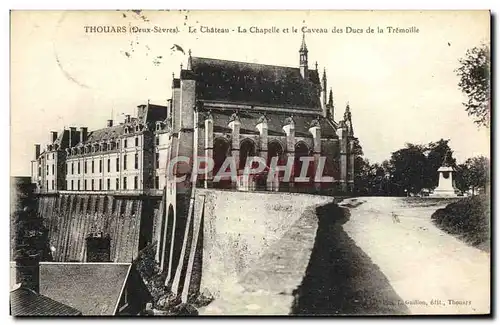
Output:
10,10,490,316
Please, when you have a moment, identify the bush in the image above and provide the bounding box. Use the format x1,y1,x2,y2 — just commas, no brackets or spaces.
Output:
431,195,490,251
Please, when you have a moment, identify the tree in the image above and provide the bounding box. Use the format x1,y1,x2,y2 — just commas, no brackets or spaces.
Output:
389,143,427,195
455,156,489,195
13,205,52,261
456,43,491,128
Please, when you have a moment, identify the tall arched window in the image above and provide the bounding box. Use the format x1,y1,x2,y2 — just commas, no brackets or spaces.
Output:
239,138,257,171
213,137,231,188
268,140,285,167
294,141,313,187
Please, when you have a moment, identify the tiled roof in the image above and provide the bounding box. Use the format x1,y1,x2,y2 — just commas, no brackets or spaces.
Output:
10,287,82,316
85,124,126,143
76,104,168,145
189,57,322,110
39,262,131,316
204,109,337,138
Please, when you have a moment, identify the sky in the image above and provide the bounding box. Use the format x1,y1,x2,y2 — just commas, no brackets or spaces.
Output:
10,10,490,176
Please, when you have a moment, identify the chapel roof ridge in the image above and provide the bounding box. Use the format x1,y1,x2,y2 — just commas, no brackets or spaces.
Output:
191,56,318,70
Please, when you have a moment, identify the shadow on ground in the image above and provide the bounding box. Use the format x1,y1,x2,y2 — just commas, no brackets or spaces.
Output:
290,202,410,315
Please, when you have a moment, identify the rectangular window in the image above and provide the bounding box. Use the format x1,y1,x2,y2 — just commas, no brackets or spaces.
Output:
123,177,127,190
99,160,102,173
67,180,69,189
91,179,94,191
84,179,87,190
46,167,49,175
134,176,138,190
84,161,87,173
155,137,159,145
107,178,110,190
77,162,80,174
155,176,159,189
52,180,54,190
124,155,127,170
99,179,102,191
107,159,110,172
116,158,120,172
77,180,80,190
52,164,54,175
155,152,159,168
116,178,119,190
124,139,127,148
91,161,94,173
72,163,74,175
134,153,138,169
71,180,74,190
135,137,139,147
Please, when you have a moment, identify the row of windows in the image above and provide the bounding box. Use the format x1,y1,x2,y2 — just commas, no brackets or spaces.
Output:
42,151,163,178
65,176,162,191
67,154,139,175
68,177,138,191
45,176,161,191
68,136,144,155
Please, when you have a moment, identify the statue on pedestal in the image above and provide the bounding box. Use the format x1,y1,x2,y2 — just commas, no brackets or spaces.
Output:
430,149,458,197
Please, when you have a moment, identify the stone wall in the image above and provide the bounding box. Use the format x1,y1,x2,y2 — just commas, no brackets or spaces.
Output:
198,189,334,297
38,194,161,262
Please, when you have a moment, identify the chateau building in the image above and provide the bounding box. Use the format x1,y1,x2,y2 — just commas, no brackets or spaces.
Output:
31,36,356,195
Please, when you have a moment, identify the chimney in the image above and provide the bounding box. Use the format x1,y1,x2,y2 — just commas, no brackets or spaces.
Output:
69,127,77,147
80,127,88,143
85,233,111,262
125,115,131,123
15,254,40,293
49,131,58,143
34,144,40,160
106,120,113,127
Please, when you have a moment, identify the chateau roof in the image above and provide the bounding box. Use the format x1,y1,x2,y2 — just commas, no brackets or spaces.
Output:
76,103,168,145
187,57,322,110
39,262,132,316
86,124,126,143
10,287,82,316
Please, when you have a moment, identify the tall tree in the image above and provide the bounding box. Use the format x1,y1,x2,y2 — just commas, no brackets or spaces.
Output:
389,143,427,195
455,43,491,128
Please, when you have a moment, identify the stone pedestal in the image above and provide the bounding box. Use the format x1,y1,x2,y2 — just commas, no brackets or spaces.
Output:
430,166,457,197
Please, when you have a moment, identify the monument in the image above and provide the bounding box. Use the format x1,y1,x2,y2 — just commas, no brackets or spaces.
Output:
430,150,458,197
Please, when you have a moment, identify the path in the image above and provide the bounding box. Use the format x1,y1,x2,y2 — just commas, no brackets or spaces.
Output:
199,197,490,315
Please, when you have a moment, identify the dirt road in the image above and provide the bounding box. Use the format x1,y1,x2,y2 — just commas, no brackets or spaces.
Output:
199,197,490,315
340,197,490,315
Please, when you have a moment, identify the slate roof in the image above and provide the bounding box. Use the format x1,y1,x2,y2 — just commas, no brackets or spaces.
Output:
85,124,126,143
75,103,168,145
10,287,82,316
204,109,337,138
189,57,322,110
39,262,131,316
